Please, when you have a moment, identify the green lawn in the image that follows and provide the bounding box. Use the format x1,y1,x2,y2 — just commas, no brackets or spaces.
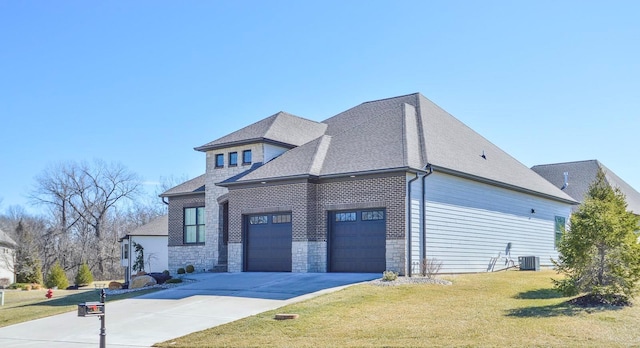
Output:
0,287,159,328
155,270,640,347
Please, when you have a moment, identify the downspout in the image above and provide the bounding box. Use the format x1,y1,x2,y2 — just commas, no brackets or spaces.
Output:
420,164,434,264
407,172,420,277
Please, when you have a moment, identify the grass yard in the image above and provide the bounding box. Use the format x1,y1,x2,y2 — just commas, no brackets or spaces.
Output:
0,287,160,328
156,270,640,347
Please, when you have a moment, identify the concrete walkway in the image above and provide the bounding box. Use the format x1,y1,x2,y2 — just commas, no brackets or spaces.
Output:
0,273,378,347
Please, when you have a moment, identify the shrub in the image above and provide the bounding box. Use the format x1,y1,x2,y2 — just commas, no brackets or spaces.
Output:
45,262,69,290
382,271,398,282
17,259,43,285
24,284,32,291
185,264,195,273
8,283,30,290
177,268,186,274
74,262,94,286
165,278,183,284
148,272,171,284
0,278,10,289
421,258,443,278
162,270,170,276
31,283,42,290
553,169,640,304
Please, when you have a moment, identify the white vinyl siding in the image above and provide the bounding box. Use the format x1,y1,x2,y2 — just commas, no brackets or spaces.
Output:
263,144,289,163
409,172,572,273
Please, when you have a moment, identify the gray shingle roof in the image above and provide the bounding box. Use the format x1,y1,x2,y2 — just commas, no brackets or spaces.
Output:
194,111,327,152
0,227,17,248
532,160,640,213
124,215,168,238
224,93,575,204
160,174,205,197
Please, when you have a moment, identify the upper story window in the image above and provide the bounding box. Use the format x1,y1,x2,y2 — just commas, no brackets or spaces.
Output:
243,150,252,164
229,152,238,166
185,207,205,244
215,154,224,168
122,244,128,260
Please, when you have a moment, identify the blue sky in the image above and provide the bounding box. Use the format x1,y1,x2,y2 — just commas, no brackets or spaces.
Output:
1,1,639,214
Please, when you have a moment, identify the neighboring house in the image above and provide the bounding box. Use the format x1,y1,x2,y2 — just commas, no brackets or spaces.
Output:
162,93,577,275
532,160,640,215
0,227,17,285
120,215,169,283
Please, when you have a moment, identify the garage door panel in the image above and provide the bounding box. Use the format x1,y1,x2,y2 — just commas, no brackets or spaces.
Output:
330,210,386,273
245,214,292,272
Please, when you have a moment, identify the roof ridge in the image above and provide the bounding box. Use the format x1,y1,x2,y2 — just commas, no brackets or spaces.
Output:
309,135,332,175
359,92,421,105
531,159,599,168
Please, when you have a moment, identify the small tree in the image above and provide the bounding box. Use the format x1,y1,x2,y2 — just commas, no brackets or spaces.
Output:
45,261,69,289
132,242,145,273
75,262,94,286
553,169,640,304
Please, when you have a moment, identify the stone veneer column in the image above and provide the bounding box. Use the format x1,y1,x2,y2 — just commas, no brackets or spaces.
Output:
227,243,243,272
386,239,406,275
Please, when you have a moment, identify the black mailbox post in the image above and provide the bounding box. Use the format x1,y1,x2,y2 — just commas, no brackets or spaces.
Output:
77,288,106,348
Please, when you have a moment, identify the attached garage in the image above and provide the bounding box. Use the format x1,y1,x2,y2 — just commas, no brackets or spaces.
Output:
244,213,292,272
329,209,386,273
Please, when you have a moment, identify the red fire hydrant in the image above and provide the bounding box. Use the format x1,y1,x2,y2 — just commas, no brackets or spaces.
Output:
45,288,53,299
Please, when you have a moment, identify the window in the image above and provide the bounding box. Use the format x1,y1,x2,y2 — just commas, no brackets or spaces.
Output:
122,244,129,260
362,210,384,221
273,214,291,224
215,154,224,168
555,216,566,248
335,212,357,222
243,150,252,164
229,152,238,166
184,207,205,244
249,215,268,224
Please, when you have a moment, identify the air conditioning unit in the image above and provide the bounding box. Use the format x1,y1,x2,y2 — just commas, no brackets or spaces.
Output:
518,256,540,271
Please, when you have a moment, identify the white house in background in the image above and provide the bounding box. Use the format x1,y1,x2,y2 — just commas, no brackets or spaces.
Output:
0,227,17,286
120,215,168,283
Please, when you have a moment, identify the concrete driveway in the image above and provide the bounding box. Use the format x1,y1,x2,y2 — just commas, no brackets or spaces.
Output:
0,272,378,347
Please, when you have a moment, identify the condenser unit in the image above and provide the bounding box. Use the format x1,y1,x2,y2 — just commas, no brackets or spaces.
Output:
518,256,540,271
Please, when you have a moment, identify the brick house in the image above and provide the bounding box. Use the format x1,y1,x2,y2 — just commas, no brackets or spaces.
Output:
162,93,577,275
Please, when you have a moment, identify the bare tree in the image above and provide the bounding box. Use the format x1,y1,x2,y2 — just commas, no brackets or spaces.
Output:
31,160,142,278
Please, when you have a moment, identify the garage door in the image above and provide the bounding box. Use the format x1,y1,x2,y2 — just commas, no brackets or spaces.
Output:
245,213,292,272
329,209,386,273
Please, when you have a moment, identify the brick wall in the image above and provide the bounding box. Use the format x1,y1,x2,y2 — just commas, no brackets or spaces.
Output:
167,194,205,246
227,173,407,272
317,174,406,240
167,194,207,273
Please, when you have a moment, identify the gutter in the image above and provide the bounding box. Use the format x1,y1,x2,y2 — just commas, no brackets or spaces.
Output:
194,137,297,152
406,164,434,277
431,165,579,205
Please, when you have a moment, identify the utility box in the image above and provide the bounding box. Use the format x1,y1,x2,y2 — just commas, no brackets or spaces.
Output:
78,302,105,317
518,256,540,271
